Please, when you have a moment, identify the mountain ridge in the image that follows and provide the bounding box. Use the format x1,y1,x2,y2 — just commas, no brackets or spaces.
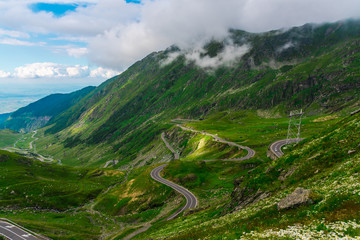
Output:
29,19,360,167
0,86,95,132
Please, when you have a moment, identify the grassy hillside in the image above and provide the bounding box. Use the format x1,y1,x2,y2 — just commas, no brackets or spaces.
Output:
0,129,19,148
134,109,360,239
0,150,124,210
1,86,95,132
1,109,358,239
32,20,360,167
0,150,127,239
184,110,340,159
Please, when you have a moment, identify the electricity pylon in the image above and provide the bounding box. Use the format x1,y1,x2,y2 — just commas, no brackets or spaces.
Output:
287,109,303,143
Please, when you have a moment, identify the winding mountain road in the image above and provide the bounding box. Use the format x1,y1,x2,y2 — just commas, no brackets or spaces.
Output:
150,164,198,220
269,138,304,158
29,131,38,151
150,124,256,221
0,220,40,240
151,127,302,224
176,124,256,161
3,131,56,164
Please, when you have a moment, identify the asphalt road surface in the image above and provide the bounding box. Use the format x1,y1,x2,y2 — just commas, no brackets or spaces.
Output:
153,125,256,220
150,164,198,220
0,221,39,240
29,131,38,150
176,125,256,161
269,138,303,158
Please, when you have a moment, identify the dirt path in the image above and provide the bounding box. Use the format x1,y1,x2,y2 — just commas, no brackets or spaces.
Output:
122,223,152,240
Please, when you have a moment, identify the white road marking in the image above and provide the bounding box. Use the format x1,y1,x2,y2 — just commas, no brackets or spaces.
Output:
0,225,28,240
151,164,198,220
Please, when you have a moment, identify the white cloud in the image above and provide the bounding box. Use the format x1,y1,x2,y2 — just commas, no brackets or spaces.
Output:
0,28,29,38
88,23,163,69
1,63,118,80
66,47,88,58
66,65,89,77
182,43,251,69
85,0,360,70
49,44,88,57
161,42,252,69
0,38,45,46
0,0,141,36
90,67,121,79
160,51,181,66
0,70,11,78
14,63,62,78
277,42,295,53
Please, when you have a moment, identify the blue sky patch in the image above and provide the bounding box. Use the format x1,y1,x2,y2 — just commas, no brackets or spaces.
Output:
30,2,88,17
125,0,141,4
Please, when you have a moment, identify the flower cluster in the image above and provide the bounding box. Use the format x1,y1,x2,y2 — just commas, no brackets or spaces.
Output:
239,220,360,239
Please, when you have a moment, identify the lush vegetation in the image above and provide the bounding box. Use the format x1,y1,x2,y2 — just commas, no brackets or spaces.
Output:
0,150,128,239
0,129,19,148
164,126,247,161
135,108,360,240
0,150,124,210
185,110,340,159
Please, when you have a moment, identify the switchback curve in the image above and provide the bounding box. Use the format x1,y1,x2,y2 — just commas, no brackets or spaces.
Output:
150,164,198,220
269,138,304,159
151,124,256,221
176,124,256,161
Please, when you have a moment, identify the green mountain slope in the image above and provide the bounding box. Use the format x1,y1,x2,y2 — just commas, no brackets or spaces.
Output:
0,86,95,132
34,19,360,167
0,150,124,210
0,150,125,239
0,113,11,124
0,129,19,148
135,107,360,240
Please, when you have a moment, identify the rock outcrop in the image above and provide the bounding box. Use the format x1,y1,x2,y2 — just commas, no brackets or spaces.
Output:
228,179,271,212
278,166,297,181
277,187,313,210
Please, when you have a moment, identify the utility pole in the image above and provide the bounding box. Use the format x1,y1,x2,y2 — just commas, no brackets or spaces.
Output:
287,109,303,144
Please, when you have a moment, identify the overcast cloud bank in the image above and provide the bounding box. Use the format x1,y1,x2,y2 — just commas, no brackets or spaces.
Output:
87,0,360,70
0,0,359,72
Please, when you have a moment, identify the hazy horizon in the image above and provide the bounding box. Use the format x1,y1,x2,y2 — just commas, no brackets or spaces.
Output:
0,82,100,114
